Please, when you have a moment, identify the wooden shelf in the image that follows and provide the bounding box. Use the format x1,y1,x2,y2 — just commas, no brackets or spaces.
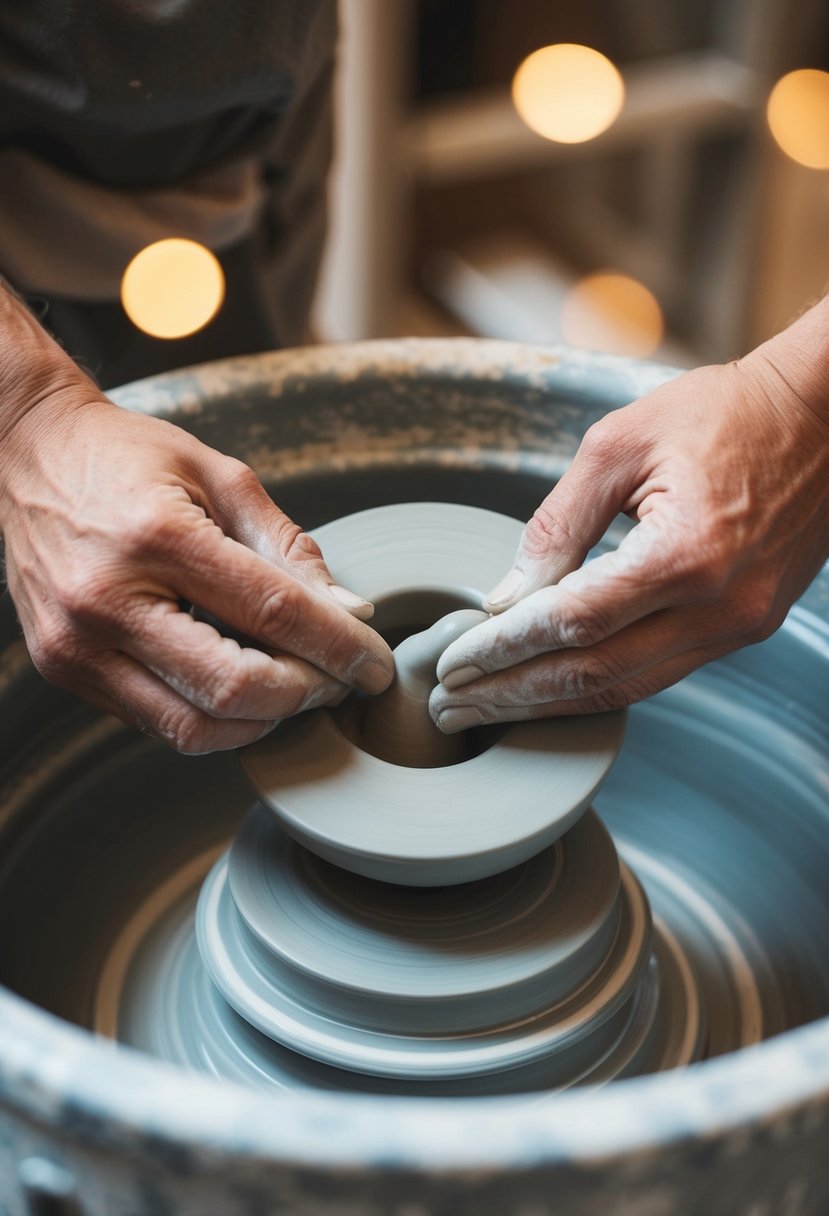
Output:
406,53,760,184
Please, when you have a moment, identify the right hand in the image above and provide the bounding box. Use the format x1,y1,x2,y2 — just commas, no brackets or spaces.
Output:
1,381,393,754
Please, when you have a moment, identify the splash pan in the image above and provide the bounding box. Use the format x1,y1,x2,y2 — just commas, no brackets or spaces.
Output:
1,340,828,1215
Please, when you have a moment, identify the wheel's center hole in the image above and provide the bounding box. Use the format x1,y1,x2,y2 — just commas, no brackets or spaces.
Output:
332,588,505,768
370,588,481,648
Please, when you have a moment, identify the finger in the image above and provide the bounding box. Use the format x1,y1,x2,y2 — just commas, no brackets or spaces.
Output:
431,639,730,731
121,599,350,720
193,454,374,621
484,416,642,612
75,651,281,754
433,600,719,713
152,523,393,694
438,516,701,688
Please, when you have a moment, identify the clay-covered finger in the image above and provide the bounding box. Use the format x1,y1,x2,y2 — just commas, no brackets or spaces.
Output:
433,601,719,715
483,415,642,611
121,599,350,720
193,453,375,620
431,639,730,731
75,651,280,754
158,525,393,694
439,519,703,689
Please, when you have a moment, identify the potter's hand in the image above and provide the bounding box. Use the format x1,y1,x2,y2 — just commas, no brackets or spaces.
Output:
0,289,393,754
432,297,829,729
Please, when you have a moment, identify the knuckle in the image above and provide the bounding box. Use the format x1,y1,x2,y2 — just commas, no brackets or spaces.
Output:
755,601,787,643
669,527,733,600
120,499,180,561
728,584,779,644
692,554,732,600
28,617,78,682
51,558,139,634
660,550,718,602
554,593,611,649
315,625,359,677
561,652,624,700
578,418,614,462
277,518,323,565
53,568,96,620
56,570,119,629
224,458,263,499
157,704,211,755
523,503,575,562
202,663,251,718
250,583,300,641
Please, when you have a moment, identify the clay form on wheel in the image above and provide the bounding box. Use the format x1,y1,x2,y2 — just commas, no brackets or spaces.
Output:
242,503,627,886
184,502,697,1090
194,807,703,1085
94,503,708,1096
351,608,489,769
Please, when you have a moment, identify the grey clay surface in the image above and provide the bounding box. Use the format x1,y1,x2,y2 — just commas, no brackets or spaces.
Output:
243,503,626,886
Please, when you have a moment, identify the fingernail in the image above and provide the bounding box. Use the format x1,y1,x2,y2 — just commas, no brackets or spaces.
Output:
329,584,372,612
484,568,524,610
436,706,486,734
440,663,484,691
353,654,394,695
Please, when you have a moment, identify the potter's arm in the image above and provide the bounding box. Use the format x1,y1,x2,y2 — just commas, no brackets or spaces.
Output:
431,295,829,729
0,281,392,752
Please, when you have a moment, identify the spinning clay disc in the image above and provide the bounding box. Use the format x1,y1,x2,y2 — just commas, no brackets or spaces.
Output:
242,503,626,885
195,809,654,1080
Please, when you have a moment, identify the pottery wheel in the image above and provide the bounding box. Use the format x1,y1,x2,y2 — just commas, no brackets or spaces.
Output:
95,503,707,1094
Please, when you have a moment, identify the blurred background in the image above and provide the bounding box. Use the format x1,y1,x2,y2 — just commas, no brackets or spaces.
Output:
315,0,829,367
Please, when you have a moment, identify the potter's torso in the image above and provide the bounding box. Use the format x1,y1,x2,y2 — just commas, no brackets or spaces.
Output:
0,0,336,187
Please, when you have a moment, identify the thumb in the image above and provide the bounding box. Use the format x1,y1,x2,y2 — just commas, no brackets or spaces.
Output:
484,421,636,613
195,452,374,620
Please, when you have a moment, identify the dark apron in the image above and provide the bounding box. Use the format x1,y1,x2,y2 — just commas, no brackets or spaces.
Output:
0,0,336,386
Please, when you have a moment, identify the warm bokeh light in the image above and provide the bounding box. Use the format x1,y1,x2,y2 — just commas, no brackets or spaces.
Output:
512,43,625,144
121,239,225,339
766,69,829,169
561,272,664,357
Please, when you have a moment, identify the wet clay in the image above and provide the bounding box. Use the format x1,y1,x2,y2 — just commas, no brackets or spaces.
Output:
90,504,708,1093
353,610,488,768
242,503,626,886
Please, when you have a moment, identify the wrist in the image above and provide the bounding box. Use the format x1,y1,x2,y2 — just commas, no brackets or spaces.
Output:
0,281,102,440
741,294,829,430
0,283,109,526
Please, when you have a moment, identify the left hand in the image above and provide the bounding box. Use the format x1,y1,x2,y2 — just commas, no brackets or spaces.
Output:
430,316,829,733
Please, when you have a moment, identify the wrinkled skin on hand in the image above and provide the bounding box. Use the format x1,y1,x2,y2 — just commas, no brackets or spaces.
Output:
432,310,829,732
1,384,393,754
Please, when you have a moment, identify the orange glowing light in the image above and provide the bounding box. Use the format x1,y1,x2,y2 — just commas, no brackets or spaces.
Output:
512,43,624,144
121,239,225,339
767,69,829,169
561,273,664,358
